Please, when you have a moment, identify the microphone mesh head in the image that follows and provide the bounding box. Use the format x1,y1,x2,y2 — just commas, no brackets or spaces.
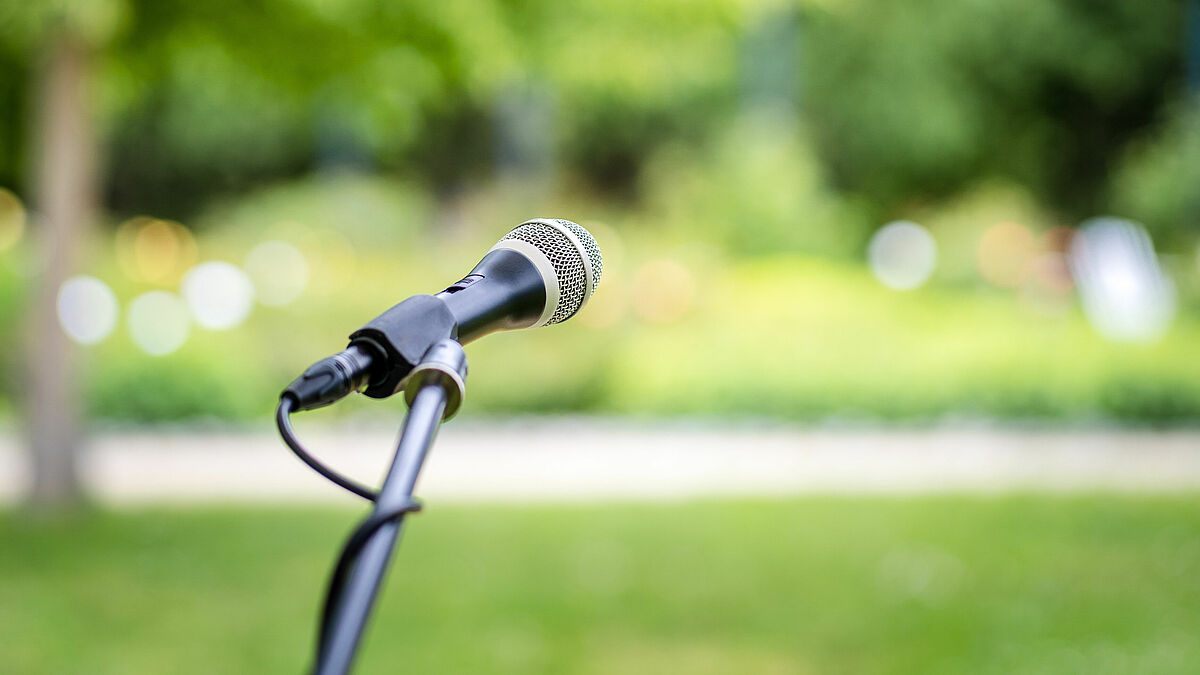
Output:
499,219,603,325
558,219,604,294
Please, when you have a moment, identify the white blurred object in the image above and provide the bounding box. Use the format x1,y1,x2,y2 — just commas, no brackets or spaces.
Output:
128,291,190,355
56,276,118,345
868,220,938,290
244,240,309,306
1068,217,1176,342
181,261,255,330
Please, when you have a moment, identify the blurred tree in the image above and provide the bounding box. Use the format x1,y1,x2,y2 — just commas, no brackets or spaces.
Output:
1109,102,1200,245
493,79,555,185
740,5,801,115
101,0,505,217
1189,0,1200,94
1107,1,1200,243
802,0,1184,219
0,48,28,193
0,0,127,509
106,0,384,215
4,0,1191,229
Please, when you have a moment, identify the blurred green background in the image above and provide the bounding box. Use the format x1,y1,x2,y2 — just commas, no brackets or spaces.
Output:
2,1,1200,673
0,0,1197,424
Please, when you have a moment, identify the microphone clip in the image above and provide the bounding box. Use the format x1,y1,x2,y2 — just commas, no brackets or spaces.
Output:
349,294,458,399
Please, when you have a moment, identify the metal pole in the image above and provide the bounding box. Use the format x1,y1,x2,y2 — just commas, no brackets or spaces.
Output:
314,383,447,675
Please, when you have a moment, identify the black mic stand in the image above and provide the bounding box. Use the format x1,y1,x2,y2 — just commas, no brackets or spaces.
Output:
301,339,468,675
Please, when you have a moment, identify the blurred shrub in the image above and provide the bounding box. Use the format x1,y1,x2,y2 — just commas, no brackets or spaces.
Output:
0,252,28,414
1100,372,1200,423
33,175,1197,425
603,255,1200,423
913,182,1057,286
642,112,867,257
85,347,268,422
2,0,1198,425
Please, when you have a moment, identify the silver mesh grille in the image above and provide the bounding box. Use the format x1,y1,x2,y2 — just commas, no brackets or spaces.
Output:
556,219,603,294
499,219,601,325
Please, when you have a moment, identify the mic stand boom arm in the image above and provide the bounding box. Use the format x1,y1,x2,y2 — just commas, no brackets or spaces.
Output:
311,339,467,675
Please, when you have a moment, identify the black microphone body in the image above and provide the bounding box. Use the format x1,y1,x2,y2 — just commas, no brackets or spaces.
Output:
283,219,601,411
347,248,546,399
438,248,548,342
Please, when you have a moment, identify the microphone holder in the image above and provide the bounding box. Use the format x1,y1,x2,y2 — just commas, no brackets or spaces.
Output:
307,339,468,675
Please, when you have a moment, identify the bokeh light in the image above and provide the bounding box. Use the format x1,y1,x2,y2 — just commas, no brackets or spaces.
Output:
1041,226,1076,254
114,217,199,284
1068,217,1176,343
181,261,256,330
867,221,937,290
56,276,119,345
632,258,696,323
127,291,191,356
0,187,25,252
5,8,1200,673
244,240,310,306
977,222,1037,288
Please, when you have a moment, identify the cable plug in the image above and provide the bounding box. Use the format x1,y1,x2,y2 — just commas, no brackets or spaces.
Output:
282,344,377,411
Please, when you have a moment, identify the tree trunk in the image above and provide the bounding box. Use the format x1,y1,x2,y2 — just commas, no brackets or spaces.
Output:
26,31,95,510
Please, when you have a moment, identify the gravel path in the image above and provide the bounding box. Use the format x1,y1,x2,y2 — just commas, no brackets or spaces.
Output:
2,422,1199,504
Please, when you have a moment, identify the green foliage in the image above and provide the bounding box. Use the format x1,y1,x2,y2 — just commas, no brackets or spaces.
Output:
802,0,1182,213
0,254,28,406
600,255,1200,422
3,0,1191,228
11,172,1186,425
1110,102,1200,244
2,1,1198,424
0,0,129,50
84,345,271,422
914,181,1057,285
642,112,868,257
2,497,1200,673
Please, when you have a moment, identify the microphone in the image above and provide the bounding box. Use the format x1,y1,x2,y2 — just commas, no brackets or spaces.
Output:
282,218,603,411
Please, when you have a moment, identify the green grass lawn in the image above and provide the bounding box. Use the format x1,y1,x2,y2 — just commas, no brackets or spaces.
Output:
2,496,1199,674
